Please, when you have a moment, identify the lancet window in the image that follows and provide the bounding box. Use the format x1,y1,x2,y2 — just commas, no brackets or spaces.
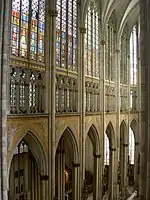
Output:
105,15,116,81
85,2,99,77
130,25,138,85
120,26,128,84
129,128,135,165
11,0,45,61
56,0,77,70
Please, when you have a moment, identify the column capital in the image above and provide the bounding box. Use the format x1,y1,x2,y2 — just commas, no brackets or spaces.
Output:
80,27,86,33
72,162,80,167
100,40,106,45
40,175,49,181
123,143,129,147
135,142,140,146
48,9,58,17
93,154,101,158
56,149,65,154
109,147,116,151
115,49,120,54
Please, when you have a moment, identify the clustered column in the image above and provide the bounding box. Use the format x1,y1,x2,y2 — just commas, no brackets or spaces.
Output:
139,0,150,199
56,151,65,200
109,148,116,200
79,27,86,198
93,154,102,199
48,9,58,200
120,143,128,197
72,162,80,200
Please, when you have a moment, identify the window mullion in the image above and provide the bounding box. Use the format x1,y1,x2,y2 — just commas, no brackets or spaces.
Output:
18,0,22,56
71,0,73,70
87,14,89,75
60,0,63,68
66,0,69,70
36,0,40,61
91,11,93,77
28,0,32,60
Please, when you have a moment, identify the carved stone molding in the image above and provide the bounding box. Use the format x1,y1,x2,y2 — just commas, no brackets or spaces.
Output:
7,124,22,150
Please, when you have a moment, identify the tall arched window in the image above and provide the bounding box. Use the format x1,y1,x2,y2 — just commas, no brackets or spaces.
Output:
56,0,77,70
129,127,135,165
11,0,45,61
130,25,138,85
85,2,99,77
105,15,116,81
104,133,110,165
120,26,128,84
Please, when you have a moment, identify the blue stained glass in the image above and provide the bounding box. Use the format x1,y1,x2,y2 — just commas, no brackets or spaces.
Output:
39,22,44,29
62,32,66,38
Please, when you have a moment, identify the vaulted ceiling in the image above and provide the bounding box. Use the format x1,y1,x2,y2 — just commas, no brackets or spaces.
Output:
82,0,139,36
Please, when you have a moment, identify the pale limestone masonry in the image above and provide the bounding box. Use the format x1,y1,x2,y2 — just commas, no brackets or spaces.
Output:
0,0,145,200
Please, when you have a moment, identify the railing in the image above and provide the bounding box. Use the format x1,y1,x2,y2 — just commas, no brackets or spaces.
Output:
127,191,137,200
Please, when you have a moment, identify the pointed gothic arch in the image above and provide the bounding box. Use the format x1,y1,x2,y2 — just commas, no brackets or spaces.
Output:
86,124,101,155
8,130,47,179
55,127,79,200
105,121,116,149
56,126,79,164
120,120,128,144
130,119,138,143
8,131,48,200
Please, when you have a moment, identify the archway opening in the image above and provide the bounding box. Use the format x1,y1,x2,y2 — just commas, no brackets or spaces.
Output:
9,140,40,200
103,133,110,195
127,127,135,187
83,125,100,200
119,121,128,196
103,122,115,199
55,128,79,200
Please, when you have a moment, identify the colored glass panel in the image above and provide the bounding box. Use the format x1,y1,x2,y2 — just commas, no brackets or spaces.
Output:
56,0,77,70
11,0,45,62
11,0,20,55
130,25,137,85
85,3,99,77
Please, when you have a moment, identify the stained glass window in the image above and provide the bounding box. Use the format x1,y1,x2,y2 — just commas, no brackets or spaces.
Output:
129,127,135,165
130,25,138,85
104,133,110,165
105,16,116,81
56,0,77,70
85,2,99,77
11,0,45,61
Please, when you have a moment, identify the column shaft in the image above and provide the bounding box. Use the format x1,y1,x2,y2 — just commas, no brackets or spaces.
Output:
79,27,86,199
139,0,148,199
72,163,80,200
48,9,57,200
56,152,65,200
109,149,116,200
0,0,11,199
93,155,101,200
